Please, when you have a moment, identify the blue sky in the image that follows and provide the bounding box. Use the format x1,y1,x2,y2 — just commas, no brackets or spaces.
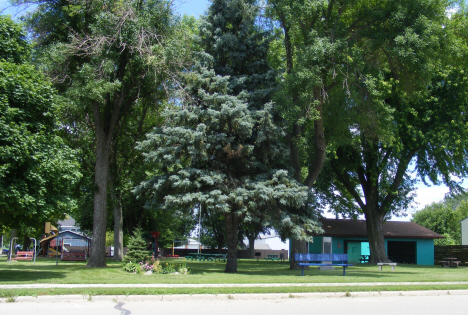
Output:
174,0,209,17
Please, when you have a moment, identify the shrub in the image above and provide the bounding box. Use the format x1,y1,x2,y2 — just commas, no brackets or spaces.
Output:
122,262,141,273
153,261,189,274
123,227,151,263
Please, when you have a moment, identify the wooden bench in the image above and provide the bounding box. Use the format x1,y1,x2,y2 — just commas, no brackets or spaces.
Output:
13,251,34,260
264,254,280,261
294,254,353,276
61,251,86,261
377,262,397,271
451,261,461,268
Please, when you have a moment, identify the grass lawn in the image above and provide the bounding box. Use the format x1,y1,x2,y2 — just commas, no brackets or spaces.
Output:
1,256,468,297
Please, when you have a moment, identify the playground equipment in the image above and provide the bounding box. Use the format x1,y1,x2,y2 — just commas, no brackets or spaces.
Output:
167,240,189,257
8,237,37,265
60,236,88,261
39,222,60,257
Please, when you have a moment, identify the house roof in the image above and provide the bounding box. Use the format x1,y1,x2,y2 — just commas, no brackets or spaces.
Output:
57,230,91,240
57,216,78,228
318,218,443,239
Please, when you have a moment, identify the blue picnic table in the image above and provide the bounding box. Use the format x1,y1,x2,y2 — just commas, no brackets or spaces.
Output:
186,253,226,262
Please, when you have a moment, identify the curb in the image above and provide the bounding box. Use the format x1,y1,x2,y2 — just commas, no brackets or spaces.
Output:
2,281,468,289
2,289,468,303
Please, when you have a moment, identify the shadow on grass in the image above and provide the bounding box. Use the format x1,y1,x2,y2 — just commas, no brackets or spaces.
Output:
0,258,90,282
0,270,67,282
186,260,417,280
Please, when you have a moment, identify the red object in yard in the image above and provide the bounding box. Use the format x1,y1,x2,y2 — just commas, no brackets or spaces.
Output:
150,232,161,238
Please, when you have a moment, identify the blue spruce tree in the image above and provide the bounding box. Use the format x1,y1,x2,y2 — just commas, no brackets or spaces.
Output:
137,0,320,273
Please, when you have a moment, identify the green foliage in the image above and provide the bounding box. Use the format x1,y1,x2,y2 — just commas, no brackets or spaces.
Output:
19,0,191,266
152,260,189,274
267,0,461,263
412,195,468,245
105,231,114,247
0,15,30,64
123,227,151,263
122,261,141,273
122,259,189,274
137,1,321,273
0,15,80,232
137,65,319,237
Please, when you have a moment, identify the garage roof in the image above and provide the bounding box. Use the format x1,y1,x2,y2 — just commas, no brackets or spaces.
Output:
318,218,443,239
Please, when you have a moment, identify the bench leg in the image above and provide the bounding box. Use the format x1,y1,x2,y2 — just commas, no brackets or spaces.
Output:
301,266,304,276
379,265,383,271
391,265,395,271
343,266,346,276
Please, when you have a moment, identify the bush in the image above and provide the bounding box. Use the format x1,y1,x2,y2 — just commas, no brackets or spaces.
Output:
122,257,189,275
123,227,151,263
153,261,189,274
122,262,141,273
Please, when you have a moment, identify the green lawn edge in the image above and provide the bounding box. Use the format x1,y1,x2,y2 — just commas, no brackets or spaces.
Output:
2,284,468,298
2,257,468,297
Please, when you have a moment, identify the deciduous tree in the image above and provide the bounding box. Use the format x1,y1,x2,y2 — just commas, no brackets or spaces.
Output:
266,0,456,265
0,15,79,233
20,0,186,266
314,1,468,263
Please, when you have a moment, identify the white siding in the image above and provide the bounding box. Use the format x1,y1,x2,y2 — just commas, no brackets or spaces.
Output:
461,217,468,245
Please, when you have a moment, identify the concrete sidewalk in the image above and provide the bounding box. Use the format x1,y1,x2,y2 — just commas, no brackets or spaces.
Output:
1,281,468,289
1,289,468,304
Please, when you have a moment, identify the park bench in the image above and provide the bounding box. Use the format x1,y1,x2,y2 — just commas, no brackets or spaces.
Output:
264,254,280,261
294,253,353,276
377,262,397,271
61,251,86,261
13,251,34,260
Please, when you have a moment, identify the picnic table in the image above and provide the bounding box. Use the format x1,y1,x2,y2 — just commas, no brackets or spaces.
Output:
186,253,226,262
264,254,280,261
440,257,461,268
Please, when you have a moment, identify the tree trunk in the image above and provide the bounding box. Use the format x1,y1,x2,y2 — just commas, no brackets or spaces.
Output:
289,237,308,269
109,169,124,262
112,193,124,262
247,234,256,259
87,134,111,267
8,229,17,261
23,236,31,251
365,210,391,264
224,212,239,273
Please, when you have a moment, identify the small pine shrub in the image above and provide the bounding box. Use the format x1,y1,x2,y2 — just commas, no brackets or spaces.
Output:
123,227,151,263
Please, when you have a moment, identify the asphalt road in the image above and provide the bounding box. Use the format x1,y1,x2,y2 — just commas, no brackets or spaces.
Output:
1,291,468,315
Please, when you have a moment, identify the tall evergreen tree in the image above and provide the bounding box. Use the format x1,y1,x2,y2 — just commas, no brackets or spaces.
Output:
137,0,320,273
